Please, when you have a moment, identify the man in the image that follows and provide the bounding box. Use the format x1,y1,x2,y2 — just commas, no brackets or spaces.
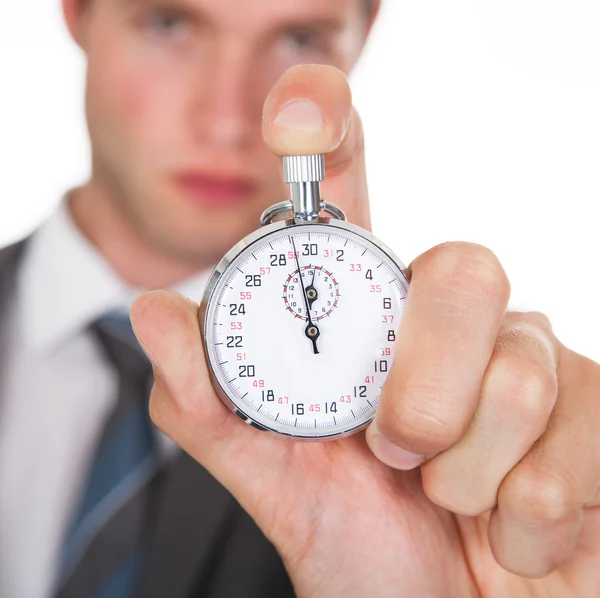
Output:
1,1,599,598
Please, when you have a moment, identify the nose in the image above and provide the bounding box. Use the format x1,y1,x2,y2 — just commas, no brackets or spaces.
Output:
190,44,262,151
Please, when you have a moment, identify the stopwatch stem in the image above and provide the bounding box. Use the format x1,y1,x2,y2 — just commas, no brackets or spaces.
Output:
283,155,325,221
291,182,321,220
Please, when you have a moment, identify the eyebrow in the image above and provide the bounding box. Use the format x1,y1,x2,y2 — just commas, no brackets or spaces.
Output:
271,17,345,34
121,0,346,34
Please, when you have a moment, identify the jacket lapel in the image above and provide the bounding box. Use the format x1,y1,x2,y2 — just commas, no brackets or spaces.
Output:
135,450,236,598
0,239,29,375
0,240,235,598
0,239,28,310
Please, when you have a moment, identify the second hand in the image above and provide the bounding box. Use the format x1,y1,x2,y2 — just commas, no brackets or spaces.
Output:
291,237,320,355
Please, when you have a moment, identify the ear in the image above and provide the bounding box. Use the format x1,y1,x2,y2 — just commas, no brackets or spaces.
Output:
347,0,382,72
363,0,381,39
62,0,88,48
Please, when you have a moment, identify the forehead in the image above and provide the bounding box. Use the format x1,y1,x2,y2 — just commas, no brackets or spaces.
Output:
118,0,363,30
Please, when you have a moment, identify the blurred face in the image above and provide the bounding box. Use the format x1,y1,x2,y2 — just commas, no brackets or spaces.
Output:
79,0,370,265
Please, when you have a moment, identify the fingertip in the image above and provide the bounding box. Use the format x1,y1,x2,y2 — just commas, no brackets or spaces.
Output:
262,64,352,156
366,420,425,471
130,288,196,333
130,289,184,329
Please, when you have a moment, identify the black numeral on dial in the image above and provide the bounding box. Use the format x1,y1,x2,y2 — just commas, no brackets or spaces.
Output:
374,360,388,373
262,390,275,402
239,365,256,377
226,336,243,348
354,385,367,398
229,303,246,316
245,275,262,287
270,254,287,266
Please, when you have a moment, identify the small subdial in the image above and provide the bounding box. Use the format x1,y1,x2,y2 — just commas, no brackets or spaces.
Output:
283,265,340,322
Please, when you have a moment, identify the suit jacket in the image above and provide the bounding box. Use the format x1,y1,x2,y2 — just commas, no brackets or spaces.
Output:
0,240,296,598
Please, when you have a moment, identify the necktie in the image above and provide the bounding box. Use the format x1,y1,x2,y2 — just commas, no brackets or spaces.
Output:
54,312,158,598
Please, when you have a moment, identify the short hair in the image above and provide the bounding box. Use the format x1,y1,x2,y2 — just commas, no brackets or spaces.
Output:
364,0,376,15
82,0,377,17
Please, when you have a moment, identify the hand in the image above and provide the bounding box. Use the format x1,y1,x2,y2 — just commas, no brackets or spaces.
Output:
130,65,600,598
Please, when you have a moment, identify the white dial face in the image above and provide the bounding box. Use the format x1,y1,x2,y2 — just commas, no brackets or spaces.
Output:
203,222,408,439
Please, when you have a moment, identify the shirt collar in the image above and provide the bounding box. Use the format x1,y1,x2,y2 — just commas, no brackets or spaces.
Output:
17,198,211,352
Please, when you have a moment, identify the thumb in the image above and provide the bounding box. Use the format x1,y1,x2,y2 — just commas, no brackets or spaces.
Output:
262,63,371,230
130,290,288,502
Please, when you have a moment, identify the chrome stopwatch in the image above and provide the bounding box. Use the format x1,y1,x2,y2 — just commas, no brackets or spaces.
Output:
200,154,410,440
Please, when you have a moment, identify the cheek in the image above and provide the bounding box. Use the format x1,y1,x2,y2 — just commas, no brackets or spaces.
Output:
86,37,188,154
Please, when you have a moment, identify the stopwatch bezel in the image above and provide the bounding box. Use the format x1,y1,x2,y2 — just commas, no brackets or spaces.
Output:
199,217,410,441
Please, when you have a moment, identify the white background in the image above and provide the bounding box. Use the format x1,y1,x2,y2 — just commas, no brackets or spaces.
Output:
1,1,599,362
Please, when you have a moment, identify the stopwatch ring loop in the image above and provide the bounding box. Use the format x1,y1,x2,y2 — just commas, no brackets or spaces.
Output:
260,200,347,227
321,201,347,222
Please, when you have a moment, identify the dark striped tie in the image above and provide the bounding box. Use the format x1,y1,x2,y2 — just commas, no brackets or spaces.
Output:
54,312,158,598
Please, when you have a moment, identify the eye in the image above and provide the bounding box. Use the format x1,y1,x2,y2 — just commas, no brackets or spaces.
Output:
283,29,320,52
143,8,191,39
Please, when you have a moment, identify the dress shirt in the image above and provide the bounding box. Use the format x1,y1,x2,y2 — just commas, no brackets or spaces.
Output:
0,199,210,598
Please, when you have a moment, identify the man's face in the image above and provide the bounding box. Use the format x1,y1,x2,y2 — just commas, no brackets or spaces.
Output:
78,0,369,266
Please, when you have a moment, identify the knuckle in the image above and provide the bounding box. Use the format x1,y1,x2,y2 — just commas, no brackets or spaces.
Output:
423,242,510,306
148,387,171,432
421,463,491,516
498,313,558,371
148,373,199,430
492,353,557,423
523,310,553,332
502,466,579,527
381,389,465,451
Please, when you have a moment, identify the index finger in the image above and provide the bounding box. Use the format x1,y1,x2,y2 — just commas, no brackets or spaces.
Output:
262,64,371,229
366,242,511,466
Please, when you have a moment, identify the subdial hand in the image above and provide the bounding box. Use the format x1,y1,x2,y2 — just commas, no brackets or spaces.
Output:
291,239,320,355
305,266,319,310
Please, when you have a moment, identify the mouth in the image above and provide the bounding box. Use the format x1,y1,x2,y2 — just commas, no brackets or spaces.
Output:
173,171,257,207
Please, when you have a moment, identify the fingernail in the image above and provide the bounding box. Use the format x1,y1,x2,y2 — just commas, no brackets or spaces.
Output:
272,99,324,133
367,424,425,470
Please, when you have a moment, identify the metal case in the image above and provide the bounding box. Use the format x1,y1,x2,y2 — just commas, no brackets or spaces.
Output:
199,216,410,441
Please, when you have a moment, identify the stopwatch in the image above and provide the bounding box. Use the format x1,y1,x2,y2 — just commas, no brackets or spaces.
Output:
200,154,410,440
